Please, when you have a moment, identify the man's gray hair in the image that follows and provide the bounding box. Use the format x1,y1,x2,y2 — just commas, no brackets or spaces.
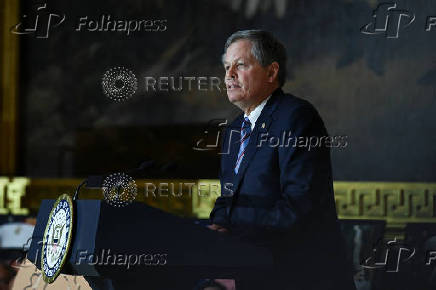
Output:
224,30,287,87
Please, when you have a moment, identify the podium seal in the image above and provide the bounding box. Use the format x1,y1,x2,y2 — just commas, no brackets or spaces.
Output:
41,194,74,283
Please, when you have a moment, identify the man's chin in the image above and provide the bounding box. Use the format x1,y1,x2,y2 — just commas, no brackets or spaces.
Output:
227,95,246,111
227,92,244,104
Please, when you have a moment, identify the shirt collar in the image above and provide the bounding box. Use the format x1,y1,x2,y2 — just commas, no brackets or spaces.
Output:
244,95,271,130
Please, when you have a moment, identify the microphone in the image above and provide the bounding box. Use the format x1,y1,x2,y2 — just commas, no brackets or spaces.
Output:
86,160,155,188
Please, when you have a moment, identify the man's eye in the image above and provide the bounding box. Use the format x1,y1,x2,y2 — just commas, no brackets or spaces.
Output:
237,63,245,68
224,66,229,71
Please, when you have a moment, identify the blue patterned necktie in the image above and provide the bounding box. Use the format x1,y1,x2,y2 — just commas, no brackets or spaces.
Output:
234,117,252,174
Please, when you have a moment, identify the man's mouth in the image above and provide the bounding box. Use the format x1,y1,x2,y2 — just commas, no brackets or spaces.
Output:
226,83,242,90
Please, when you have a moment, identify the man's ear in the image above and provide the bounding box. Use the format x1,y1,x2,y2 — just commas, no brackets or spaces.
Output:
267,62,279,83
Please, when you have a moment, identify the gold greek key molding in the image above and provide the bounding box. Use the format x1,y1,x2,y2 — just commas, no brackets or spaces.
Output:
334,182,436,223
2,177,436,227
0,177,29,215
192,181,436,224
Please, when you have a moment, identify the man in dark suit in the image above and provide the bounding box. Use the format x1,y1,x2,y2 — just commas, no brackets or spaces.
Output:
208,30,356,290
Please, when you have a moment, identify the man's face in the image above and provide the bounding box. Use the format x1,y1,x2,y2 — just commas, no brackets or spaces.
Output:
223,40,271,109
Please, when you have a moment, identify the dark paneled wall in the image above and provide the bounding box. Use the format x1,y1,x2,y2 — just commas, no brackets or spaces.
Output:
18,0,436,181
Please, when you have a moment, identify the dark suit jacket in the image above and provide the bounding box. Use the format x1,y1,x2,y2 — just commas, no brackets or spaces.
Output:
210,88,356,290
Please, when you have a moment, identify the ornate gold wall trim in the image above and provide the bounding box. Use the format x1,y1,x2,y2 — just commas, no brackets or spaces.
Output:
2,178,436,228
334,181,436,223
0,0,20,175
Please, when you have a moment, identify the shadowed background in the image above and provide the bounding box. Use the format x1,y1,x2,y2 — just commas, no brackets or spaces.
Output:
2,1,436,289
10,0,436,181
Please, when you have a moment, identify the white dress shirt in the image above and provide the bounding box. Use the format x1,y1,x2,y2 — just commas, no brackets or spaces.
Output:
244,95,271,130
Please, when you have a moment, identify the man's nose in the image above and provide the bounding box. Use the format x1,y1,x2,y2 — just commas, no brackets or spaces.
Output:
225,66,237,80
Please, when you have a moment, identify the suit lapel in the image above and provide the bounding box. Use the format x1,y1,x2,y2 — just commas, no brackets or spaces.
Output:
230,89,282,195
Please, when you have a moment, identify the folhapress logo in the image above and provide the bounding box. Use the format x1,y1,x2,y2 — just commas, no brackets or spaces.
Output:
362,237,415,272
10,3,66,39
361,2,415,38
11,3,168,39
